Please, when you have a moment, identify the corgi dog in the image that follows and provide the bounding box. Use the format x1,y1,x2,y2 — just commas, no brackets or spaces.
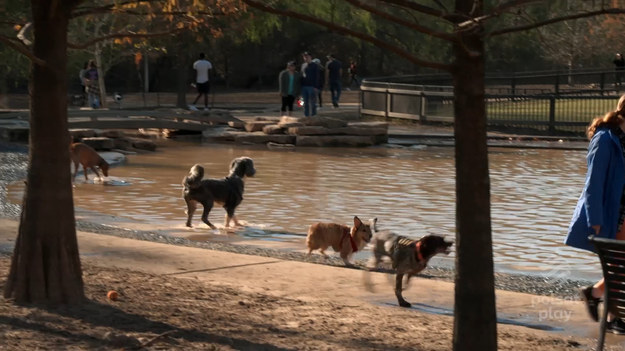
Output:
70,142,109,182
306,216,374,266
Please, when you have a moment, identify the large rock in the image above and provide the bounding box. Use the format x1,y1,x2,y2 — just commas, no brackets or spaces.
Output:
245,121,274,132
81,137,115,150
69,129,97,140
228,120,246,129
262,125,285,135
234,133,295,145
302,116,348,129
129,138,157,151
97,130,126,138
348,121,389,130
288,126,387,136
113,137,132,150
287,126,332,135
296,135,375,147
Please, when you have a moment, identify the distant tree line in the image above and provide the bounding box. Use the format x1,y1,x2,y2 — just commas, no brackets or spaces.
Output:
2,0,625,95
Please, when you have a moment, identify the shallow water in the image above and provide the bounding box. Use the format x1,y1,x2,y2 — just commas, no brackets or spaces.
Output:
6,141,599,278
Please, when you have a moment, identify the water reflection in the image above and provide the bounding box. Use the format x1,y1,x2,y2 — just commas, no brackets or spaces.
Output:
6,142,598,276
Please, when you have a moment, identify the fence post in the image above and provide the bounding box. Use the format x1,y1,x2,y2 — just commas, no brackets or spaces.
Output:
385,84,390,120
420,92,426,123
548,95,556,135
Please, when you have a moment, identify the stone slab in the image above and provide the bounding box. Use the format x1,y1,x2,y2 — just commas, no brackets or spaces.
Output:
81,137,115,150
295,135,375,147
245,121,275,132
234,133,296,145
262,125,285,135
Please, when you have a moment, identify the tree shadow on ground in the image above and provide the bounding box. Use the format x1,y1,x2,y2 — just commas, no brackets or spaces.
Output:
3,299,294,351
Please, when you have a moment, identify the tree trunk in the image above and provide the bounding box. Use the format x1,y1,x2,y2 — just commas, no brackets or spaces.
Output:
4,0,84,304
452,1,497,350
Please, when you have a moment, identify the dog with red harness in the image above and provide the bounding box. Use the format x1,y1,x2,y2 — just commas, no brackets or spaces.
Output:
369,230,453,307
306,216,374,266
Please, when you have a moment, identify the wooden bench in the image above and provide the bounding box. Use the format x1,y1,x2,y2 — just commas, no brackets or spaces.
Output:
589,235,625,351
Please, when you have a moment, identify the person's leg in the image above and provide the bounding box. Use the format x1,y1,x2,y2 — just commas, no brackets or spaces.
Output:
336,81,341,105
302,86,311,117
204,83,210,109
311,90,317,116
286,95,294,116
318,90,322,107
281,96,288,116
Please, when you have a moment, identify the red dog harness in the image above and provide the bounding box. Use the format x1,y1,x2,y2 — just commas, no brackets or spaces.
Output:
339,226,359,253
415,240,425,262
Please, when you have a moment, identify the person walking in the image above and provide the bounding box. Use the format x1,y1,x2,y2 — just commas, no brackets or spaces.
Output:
326,54,342,108
348,60,360,89
278,61,301,117
312,58,325,108
566,94,625,334
189,52,213,111
614,53,625,88
84,60,100,109
300,52,320,117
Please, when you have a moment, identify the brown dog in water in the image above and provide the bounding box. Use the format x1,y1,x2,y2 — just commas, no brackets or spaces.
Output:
306,216,374,266
70,142,109,182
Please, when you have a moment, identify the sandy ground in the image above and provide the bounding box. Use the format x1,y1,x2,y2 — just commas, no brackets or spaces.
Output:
0,218,620,351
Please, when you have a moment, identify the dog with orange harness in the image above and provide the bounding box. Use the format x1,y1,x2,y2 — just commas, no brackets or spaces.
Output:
305,216,374,266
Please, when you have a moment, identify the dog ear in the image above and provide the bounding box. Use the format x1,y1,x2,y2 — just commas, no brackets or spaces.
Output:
353,216,362,227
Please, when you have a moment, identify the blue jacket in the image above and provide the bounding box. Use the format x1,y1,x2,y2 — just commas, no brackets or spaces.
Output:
565,127,625,252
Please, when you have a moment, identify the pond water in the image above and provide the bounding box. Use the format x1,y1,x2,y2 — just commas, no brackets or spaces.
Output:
7,141,599,279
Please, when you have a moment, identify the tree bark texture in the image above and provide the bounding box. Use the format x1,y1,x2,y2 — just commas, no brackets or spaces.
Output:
452,1,497,351
4,0,84,304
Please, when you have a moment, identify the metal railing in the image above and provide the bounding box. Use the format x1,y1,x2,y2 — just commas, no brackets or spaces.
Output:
360,80,618,135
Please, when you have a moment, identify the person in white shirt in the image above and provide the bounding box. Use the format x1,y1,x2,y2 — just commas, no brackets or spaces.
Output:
189,53,213,111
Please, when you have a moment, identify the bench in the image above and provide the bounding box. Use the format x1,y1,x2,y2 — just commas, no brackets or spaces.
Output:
589,235,625,351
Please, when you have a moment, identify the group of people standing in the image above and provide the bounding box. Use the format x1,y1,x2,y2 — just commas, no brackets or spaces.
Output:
278,52,353,117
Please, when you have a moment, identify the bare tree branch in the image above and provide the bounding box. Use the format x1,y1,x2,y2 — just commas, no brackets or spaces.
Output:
344,0,456,42
67,29,183,49
241,0,452,71
489,7,625,37
377,0,465,22
0,34,46,66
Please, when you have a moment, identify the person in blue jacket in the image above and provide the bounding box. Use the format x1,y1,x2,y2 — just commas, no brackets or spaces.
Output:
566,94,625,333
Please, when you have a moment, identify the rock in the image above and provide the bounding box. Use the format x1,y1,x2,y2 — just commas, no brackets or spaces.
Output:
228,121,246,129
113,137,132,150
302,116,348,129
287,126,332,135
245,121,274,132
277,121,304,129
0,126,29,142
97,130,125,138
69,129,97,140
262,125,285,135
348,121,389,129
287,126,387,136
130,138,157,151
234,133,296,145
296,135,376,147
80,137,115,150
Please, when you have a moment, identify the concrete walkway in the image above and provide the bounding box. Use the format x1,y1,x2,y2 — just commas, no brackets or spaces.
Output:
0,218,622,348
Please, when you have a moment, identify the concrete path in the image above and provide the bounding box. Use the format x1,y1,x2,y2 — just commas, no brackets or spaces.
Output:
0,218,622,348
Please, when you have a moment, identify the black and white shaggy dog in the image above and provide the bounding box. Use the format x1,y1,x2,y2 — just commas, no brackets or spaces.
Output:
182,157,256,229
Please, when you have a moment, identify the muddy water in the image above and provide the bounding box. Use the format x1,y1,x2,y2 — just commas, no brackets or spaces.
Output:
6,142,598,277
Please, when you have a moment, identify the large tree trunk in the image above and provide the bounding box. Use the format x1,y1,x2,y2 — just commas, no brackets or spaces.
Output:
452,1,497,350
4,1,84,304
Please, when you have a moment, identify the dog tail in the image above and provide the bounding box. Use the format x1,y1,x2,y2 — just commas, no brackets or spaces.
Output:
183,164,204,189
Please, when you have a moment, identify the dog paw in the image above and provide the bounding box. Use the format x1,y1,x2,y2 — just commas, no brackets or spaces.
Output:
399,301,412,308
